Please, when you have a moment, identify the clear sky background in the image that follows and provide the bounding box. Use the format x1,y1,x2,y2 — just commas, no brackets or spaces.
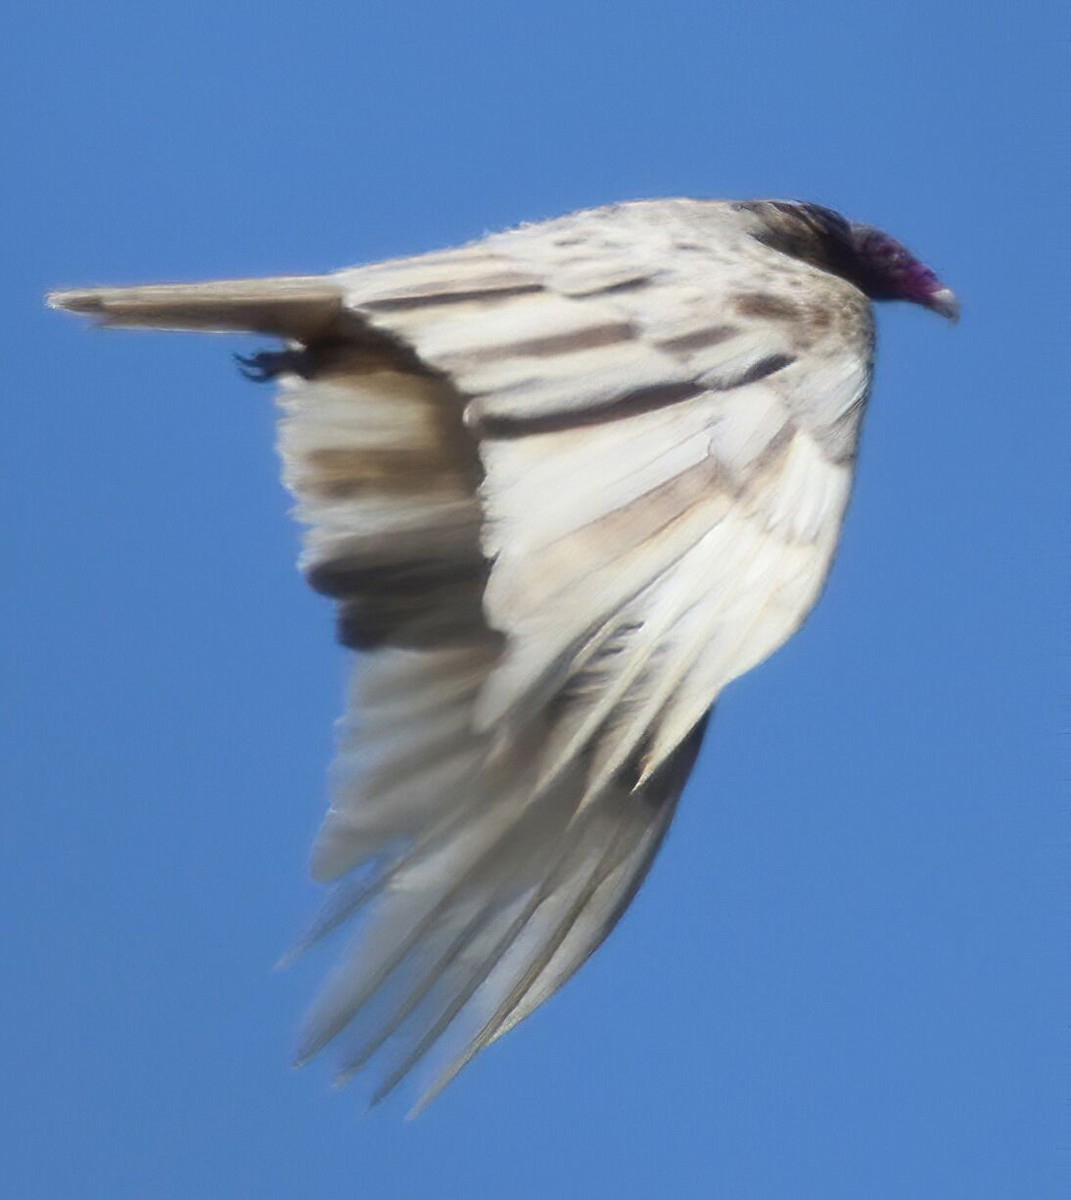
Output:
4,2,1066,1197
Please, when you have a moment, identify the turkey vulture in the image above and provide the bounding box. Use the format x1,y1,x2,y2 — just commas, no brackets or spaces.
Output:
49,198,956,1110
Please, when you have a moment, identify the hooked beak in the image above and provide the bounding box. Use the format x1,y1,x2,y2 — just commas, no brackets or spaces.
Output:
928,286,960,323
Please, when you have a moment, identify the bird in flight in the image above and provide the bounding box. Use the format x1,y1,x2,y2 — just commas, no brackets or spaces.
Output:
49,198,956,1112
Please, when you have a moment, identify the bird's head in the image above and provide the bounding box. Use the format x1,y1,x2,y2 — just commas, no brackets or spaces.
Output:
737,200,959,321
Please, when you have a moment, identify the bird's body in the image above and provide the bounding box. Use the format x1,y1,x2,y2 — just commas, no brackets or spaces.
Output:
49,198,955,1110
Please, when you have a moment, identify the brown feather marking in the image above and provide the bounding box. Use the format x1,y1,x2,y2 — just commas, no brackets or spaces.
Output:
298,447,469,501
734,293,802,321
568,275,653,297
806,304,834,333
656,324,739,354
475,381,705,438
301,328,439,379
709,353,796,390
457,321,638,364
335,574,492,649
361,283,544,313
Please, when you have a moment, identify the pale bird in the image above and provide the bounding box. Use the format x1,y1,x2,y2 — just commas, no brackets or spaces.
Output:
49,198,957,1111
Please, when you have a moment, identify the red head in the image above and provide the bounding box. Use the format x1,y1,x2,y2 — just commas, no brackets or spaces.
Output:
738,200,959,321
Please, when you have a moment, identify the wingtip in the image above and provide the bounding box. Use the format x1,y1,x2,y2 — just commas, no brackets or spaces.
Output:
406,1078,448,1119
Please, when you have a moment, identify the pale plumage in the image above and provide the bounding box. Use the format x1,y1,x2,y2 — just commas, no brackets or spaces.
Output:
48,198,955,1110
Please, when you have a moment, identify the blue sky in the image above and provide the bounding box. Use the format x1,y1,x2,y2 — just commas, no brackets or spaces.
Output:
4,2,1065,1197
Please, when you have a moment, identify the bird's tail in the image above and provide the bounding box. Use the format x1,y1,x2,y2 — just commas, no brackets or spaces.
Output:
47,276,344,340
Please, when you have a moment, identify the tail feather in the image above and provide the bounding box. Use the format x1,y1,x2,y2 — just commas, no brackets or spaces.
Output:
47,276,344,339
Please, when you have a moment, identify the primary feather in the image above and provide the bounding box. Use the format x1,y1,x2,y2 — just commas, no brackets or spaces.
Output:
48,197,955,1110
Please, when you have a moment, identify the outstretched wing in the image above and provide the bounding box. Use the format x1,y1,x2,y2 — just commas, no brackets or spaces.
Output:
48,200,874,1109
